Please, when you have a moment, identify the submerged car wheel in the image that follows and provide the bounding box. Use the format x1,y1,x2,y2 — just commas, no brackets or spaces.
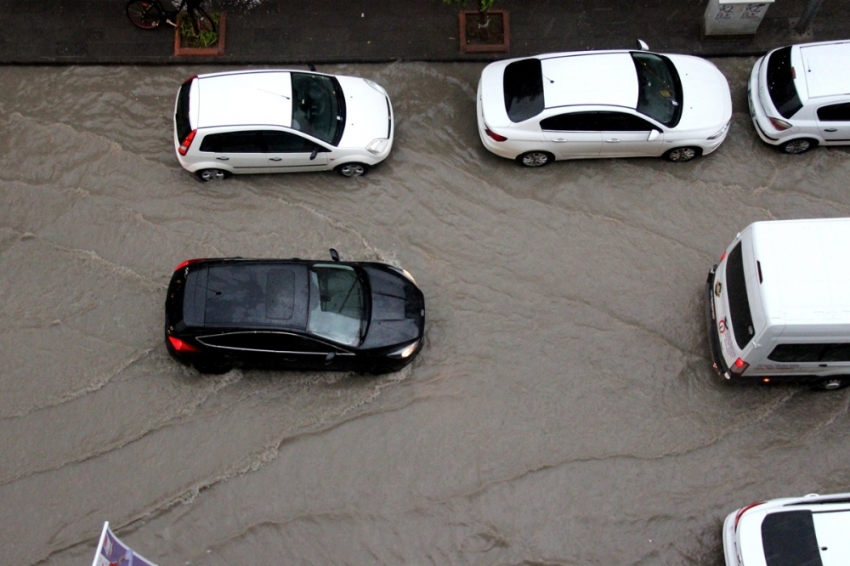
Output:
780,138,817,155
336,163,370,177
811,376,850,391
196,168,230,182
193,361,232,375
518,151,553,168
664,147,701,162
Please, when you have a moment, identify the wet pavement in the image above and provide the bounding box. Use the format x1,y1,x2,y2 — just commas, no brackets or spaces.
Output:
1,59,850,566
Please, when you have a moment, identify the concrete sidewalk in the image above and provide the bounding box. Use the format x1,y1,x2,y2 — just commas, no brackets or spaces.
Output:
0,0,848,65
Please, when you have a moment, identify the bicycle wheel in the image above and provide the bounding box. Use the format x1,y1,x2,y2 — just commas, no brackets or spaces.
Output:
193,7,217,34
126,0,164,29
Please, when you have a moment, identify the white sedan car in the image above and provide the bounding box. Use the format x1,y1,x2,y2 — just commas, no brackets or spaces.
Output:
174,69,393,181
722,492,850,566
476,45,732,166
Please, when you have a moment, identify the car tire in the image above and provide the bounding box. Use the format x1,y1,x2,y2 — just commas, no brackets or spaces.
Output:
517,151,553,168
196,168,230,182
193,361,232,375
336,163,370,177
367,364,397,375
810,376,850,392
779,138,817,155
664,147,701,162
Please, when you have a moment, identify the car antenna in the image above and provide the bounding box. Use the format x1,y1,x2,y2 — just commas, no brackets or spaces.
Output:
330,248,340,262
308,63,317,72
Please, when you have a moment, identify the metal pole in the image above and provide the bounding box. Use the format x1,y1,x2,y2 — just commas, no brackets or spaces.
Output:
795,0,825,34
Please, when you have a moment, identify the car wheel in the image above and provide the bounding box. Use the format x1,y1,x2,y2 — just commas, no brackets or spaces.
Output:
367,364,397,375
517,151,553,168
664,147,701,162
779,138,817,155
193,361,232,375
336,163,369,177
196,168,230,182
811,376,850,391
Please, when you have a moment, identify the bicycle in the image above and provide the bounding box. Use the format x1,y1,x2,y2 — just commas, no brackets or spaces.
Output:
126,0,216,35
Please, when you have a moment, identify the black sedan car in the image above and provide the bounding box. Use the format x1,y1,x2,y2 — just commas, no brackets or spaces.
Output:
164,251,425,374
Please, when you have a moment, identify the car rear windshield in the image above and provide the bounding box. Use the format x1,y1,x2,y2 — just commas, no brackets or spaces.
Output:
761,511,823,566
766,47,803,119
725,242,755,350
503,58,545,122
307,264,367,347
291,73,345,145
632,52,682,127
175,80,193,142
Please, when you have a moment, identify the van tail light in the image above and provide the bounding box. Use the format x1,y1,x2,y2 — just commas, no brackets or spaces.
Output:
734,502,764,531
183,75,198,85
730,358,749,376
168,336,200,353
178,129,197,156
719,251,727,262
174,258,203,272
485,128,508,142
767,117,792,131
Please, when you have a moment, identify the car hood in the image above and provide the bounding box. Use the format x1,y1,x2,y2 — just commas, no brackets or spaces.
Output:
668,54,732,131
336,76,392,149
360,266,424,350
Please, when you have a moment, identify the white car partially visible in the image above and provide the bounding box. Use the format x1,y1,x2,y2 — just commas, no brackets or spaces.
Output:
722,492,850,566
174,69,393,181
476,43,732,166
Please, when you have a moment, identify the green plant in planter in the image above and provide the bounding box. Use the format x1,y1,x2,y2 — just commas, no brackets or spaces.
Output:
443,0,500,43
180,12,219,48
443,0,497,25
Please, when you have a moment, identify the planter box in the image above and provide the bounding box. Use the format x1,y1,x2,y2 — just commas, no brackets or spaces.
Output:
459,10,509,53
174,13,226,57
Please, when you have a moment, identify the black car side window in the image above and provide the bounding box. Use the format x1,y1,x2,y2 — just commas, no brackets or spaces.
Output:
595,111,656,131
817,102,850,122
540,112,600,131
199,131,265,153
200,332,336,353
261,130,322,153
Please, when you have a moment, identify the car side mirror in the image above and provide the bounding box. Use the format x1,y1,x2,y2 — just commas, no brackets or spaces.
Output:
324,352,336,363
636,39,650,51
648,129,661,141
310,148,319,160
330,248,340,262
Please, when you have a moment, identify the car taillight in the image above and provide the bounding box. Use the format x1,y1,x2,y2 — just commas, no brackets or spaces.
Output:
178,129,197,156
168,336,200,353
485,128,507,142
730,358,749,376
719,251,727,262
183,75,198,85
734,501,764,531
174,258,203,272
767,117,792,131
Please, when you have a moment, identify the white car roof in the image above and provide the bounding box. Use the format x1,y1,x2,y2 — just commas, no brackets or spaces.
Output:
799,41,850,99
196,71,294,129
749,218,850,326
540,53,638,109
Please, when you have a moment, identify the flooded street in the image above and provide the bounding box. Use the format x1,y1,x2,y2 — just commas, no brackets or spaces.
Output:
1,59,850,566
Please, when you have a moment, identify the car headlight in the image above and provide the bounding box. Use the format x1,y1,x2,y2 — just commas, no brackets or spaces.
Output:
708,121,730,140
388,265,417,284
364,79,387,95
388,340,420,359
366,138,390,155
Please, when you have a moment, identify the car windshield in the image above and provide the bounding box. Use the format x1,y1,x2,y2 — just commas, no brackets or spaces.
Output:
766,46,803,119
761,511,823,566
632,52,682,127
307,264,367,347
290,73,345,145
725,242,755,350
503,58,545,122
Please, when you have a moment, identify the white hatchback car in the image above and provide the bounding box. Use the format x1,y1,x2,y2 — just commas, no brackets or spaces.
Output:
749,40,850,154
174,70,393,181
476,44,732,166
722,492,850,566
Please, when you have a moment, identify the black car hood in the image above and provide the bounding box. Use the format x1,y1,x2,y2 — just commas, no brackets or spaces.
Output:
360,266,424,349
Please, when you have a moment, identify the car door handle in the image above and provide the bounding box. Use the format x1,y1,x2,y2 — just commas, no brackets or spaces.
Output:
551,138,569,142
824,128,838,132
604,138,621,143
216,156,229,161
269,157,283,161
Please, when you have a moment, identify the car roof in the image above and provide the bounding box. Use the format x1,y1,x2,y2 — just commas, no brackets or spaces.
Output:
196,70,294,129
798,41,850,99
539,52,638,109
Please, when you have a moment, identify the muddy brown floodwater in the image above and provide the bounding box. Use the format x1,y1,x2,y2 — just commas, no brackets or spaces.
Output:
1,59,849,566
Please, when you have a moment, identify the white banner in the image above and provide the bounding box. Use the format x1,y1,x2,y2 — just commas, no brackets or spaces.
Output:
92,522,158,566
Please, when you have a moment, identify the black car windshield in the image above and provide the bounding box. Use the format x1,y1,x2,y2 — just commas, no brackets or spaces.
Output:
725,242,755,350
503,58,545,122
291,73,345,145
307,264,367,346
766,46,803,119
761,511,823,566
632,52,682,127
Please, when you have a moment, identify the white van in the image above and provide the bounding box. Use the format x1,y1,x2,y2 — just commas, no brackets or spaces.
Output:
705,218,850,391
